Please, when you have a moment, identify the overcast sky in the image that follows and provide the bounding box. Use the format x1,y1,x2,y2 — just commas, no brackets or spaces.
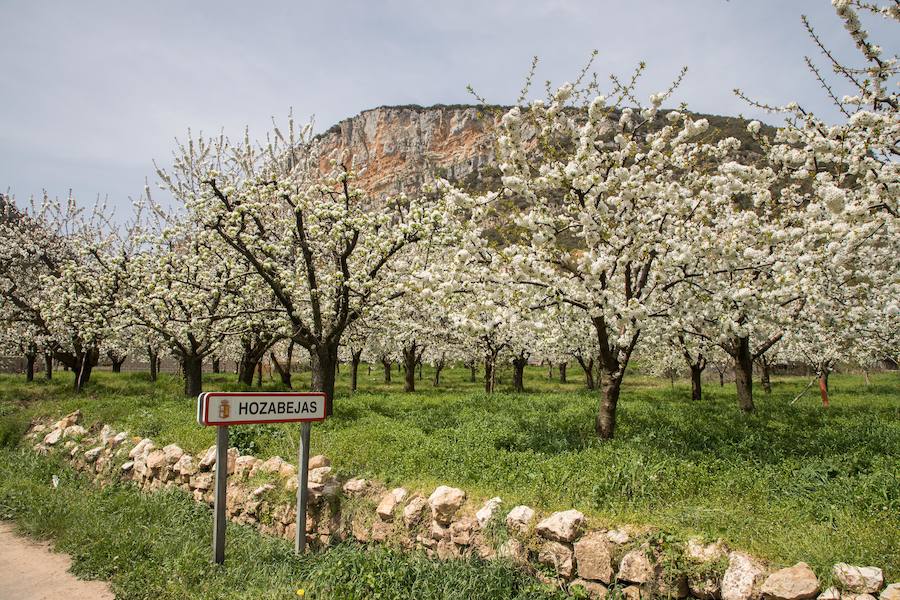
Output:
1,1,893,214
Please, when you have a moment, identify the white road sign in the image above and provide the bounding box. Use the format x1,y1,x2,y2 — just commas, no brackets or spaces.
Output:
197,392,327,426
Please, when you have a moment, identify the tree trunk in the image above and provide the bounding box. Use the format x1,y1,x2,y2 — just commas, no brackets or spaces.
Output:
484,353,498,393
256,360,263,387
402,346,418,393
575,355,595,390
25,352,36,382
111,357,125,373
270,341,294,388
732,336,755,413
350,349,362,392
760,356,772,394
149,348,159,382
547,361,553,380
596,370,623,440
558,362,567,383
433,361,445,386
238,357,258,386
863,369,870,386
418,361,423,380
469,362,477,383
690,363,703,401
212,357,220,374
310,344,337,417
44,353,53,380
381,357,392,383
719,370,724,387
512,354,527,392
182,354,203,397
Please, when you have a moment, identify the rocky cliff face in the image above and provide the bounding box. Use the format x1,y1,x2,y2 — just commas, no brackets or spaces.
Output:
315,105,499,199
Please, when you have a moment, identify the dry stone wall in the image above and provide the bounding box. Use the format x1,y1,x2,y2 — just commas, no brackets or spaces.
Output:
26,411,897,600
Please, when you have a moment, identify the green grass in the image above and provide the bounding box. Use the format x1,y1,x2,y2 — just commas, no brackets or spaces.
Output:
0,447,566,600
1,365,898,582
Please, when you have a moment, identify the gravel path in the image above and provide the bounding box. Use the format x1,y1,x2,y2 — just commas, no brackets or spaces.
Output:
0,521,114,600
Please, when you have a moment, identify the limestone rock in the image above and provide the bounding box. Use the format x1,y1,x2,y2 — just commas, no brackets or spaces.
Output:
120,460,134,472
505,505,536,533
574,531,616,584
129,438,154,459
688,538,728,563
497,538,527,563
233,455,259,478
308,454,330,469
173,454,197,477
63,425,87,439
435,539,458,560
475,497,502,528
536,509,585,543
571,579,609,599
832,565,883,594
110,432,128,448
760,562,819,600
251,484,274,497
190,473,213,491
371,520,394,542
43,429,63,446
403,496,428,528
722,552,766,600
449,517,476,546
308,466,332,484
818,587,841,600
198,445,217,469
55,410,81,429
83,446,103,463
428,485,466,525
146,449,167,470
622,584,649,600
538,540,574,579
606,528,630,544
880,583,900,600
430,520,450,541
376,488,407,521
162,444,184,464
343,478,368,496
278,462,296,479
619,548,656,584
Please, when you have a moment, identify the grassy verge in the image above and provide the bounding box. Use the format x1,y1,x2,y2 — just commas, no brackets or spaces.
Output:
0,446,565,600
1,366,898,580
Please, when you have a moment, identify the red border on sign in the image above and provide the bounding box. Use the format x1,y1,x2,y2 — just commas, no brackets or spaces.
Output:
201,392,328,426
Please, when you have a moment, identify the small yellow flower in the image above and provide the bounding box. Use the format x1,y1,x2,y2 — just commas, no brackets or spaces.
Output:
296,590,305,597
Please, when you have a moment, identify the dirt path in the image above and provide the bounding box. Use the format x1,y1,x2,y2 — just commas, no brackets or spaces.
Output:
0,522,114,600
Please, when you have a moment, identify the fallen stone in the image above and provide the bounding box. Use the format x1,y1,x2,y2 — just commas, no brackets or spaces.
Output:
536,509,585,543
109,432,128,448
428,486,466,525
761,562,820,600
832,565,883,594
687,538,728,563
505,505,536,533
818,587,841,600
570,579,609,599
173,454,197,477
190,473,214,491
403,496,428,528
430,520,450,541
343,478,368,496
435,539,458,560
621,584,648,600
278,462,296,479
722,552,766,600
619,548,656,584
252,484,275,497
55,410,81,429
843,595,877,600
538,540,574,579
574,531,616,584
371,520,393,542
120,461,134,472
475,497,502,528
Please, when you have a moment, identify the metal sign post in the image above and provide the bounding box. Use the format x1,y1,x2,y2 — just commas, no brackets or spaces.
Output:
295,421,311,554
197,391,327,565
212,425,228,565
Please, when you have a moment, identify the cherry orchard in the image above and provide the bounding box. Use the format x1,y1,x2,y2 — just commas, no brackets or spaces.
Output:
157,117,461,412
